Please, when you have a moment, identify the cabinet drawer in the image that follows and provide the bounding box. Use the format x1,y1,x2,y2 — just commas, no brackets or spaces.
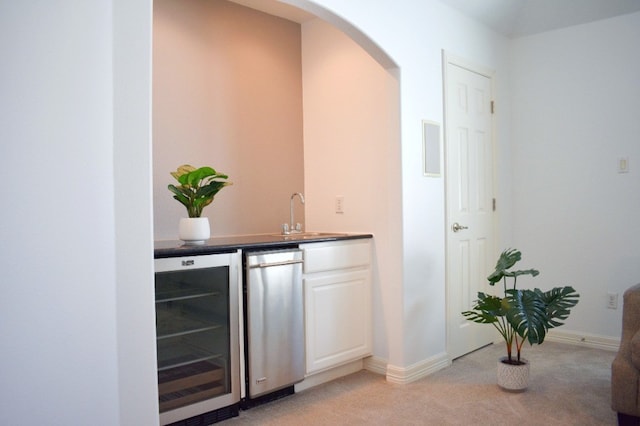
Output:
302,240,371,274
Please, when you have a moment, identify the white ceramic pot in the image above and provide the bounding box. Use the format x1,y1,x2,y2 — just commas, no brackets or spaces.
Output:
178,217,210,244
497,356,529,391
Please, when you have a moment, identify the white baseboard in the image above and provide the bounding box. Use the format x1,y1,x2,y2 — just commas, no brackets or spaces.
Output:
296,351,452,390
295,359,365,392
385,352,451,384
294,330,620,393
546,329,620,351
363,355,387,375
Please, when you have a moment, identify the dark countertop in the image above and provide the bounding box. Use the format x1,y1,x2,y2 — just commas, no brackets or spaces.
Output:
154,232,373,258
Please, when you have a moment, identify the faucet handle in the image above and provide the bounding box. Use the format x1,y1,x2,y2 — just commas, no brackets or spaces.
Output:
282,223,290,235
295,223,302,232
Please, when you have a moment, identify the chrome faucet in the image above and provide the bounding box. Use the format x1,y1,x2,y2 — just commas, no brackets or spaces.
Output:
283,192,305,235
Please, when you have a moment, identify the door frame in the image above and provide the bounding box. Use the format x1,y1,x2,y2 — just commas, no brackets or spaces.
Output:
442,50,499,360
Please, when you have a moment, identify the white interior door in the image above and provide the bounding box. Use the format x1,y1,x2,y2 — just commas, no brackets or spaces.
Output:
444,55,497,360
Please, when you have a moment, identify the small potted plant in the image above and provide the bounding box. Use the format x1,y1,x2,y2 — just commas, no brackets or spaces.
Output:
168,164,231,243
462,248,579,391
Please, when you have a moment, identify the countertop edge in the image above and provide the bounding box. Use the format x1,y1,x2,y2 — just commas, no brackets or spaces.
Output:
154,233,373,258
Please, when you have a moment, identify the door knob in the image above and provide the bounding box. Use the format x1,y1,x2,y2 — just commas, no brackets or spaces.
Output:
452,222,468,232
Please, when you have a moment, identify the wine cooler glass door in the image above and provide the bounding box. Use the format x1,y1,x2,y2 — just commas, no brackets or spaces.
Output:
154,252,240,425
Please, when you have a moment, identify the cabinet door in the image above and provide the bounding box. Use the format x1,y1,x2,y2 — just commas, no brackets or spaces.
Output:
304,269,372,374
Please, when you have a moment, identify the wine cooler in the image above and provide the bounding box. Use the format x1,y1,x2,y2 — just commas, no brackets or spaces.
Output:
154,251,240,425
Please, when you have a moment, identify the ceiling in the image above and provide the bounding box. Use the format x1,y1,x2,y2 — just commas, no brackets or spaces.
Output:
228,0,316,23
438,0,640,37
230,0,640,38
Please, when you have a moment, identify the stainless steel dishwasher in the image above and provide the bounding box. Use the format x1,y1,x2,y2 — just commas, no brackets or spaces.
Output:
244,248,305,401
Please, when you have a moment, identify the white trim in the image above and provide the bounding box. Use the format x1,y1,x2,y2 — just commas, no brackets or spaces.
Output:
363,355,387,375
443,50,498,360
422,119,442,177
385,352,451,384
295,359,365,392
546,329,620,352
442,51,495,79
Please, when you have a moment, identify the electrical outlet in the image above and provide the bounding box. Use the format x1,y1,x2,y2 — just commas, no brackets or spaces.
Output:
335,196,344,214
607,292,618,309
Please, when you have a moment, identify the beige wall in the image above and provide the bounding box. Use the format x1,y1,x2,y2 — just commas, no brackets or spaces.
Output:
301,19,401,359
153,0,304,239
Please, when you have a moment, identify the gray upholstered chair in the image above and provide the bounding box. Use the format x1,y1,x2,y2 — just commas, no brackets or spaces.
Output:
612,283,640,425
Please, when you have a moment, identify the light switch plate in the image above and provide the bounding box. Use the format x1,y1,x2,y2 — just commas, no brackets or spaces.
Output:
618,157,629,173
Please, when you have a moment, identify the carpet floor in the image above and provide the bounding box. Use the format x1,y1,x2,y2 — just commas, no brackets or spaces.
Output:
228,341,617,425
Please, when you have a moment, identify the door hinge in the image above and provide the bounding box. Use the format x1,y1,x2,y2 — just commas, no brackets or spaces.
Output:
491,100,495,114
492,198,496,211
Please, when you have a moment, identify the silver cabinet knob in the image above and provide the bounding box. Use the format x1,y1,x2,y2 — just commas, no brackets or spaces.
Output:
452,222,469,232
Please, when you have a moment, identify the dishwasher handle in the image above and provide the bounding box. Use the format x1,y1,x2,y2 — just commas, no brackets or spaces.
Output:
250,259,304,269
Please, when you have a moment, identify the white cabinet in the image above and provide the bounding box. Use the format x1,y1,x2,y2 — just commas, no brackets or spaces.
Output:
301,239,372,374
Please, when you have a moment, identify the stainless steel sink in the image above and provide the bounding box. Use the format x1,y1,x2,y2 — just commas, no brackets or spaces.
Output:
269,232,347,240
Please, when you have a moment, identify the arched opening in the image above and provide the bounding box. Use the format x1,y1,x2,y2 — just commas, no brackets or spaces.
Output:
230,0,398,70
113,2,405,420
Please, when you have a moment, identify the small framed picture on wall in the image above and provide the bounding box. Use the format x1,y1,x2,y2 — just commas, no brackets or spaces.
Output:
422,120,441,177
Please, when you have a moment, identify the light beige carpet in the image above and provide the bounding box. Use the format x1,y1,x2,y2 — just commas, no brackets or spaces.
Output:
228,341,617,425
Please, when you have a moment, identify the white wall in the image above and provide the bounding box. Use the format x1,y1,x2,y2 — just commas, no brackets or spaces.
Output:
510,12,640,340
114,0,159,424
0,1,157,425
1,2,126,424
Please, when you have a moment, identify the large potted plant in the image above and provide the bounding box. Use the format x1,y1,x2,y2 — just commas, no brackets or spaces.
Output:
168,164,231,244
462,248,579,391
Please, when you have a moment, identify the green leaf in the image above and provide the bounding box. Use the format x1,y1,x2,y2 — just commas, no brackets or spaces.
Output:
462,310,497,324
487,249,522,283
505,289,547,345
168,184,190,208
487,249,540,284
504,268,540,278
197,181,229,198
537,286,580,328
204,172,228,182
462,292,505,324
184,166,216,187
